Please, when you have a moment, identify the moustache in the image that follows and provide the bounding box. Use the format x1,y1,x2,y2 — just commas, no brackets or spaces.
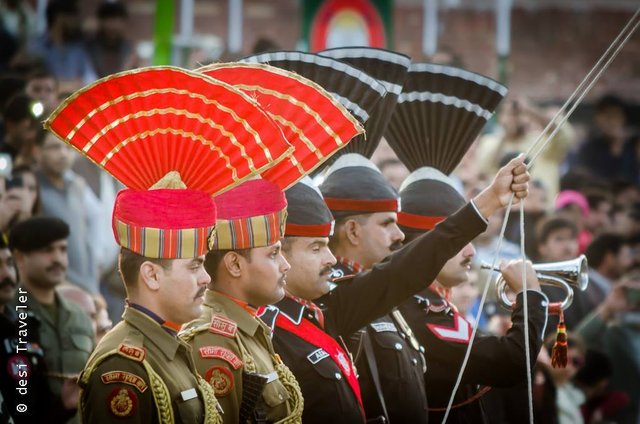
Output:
390,241,403,252
46,263,66,273
319,266,333,277
194,287,206,300
461,258,472,267
0,277,17,290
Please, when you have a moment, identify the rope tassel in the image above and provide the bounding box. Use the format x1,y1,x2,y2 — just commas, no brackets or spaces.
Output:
551,308,568,369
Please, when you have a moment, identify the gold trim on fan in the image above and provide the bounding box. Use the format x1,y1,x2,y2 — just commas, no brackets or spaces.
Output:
198,62,363,134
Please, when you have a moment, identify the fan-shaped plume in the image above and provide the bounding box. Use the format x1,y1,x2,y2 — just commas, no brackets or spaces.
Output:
241,51,386,166
385,63,508,174
319,47,411,158
45,67,293,195
198,62,363,190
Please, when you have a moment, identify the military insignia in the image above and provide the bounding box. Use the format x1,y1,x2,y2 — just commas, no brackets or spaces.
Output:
107,386,138,418
329,268,344,279
199,346,243,369
101,371,148,393
205,366,234,397
370,322,397,333
117,344,145,362
336,351,351,377
209,315,237,338
307,348,330,364
6,355,30,381
426,312,472,343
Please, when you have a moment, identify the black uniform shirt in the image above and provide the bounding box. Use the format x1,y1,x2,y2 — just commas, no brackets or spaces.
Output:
399,287,549,424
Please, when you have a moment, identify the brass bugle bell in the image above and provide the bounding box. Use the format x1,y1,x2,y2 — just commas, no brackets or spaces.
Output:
480,255,589,311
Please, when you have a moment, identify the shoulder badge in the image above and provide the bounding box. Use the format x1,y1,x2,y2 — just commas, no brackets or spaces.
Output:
117,344,146,362
107,386,138,418
199,346,243,369
426,312,472,343
205,366,234,397
101,371,148,393
209,314,237,338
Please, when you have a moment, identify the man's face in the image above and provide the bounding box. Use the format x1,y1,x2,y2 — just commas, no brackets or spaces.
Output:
7,118,38,148
356,212,404,268
0,248,17,307
99,17,126,46
17,239,68,288
157,256,210,325
26,77,58,113
282,237,336,301
38,133,75,177
538,228,578,262
436,243,476,288
595,107,626,139
240,242,290,306
586,202,612,232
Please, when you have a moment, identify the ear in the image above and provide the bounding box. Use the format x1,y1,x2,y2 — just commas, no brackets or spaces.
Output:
139,261,163,291
222,252,243,278
344,219,361,246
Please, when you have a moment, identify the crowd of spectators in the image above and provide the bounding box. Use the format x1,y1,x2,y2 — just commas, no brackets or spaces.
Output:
0,0,638,423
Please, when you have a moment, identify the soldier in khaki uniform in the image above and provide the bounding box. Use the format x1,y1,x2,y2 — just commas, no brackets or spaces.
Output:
181,179,303,424
8,217,95,423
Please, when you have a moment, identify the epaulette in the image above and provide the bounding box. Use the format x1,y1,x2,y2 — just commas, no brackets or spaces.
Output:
178,322,211,342
116,331,146,362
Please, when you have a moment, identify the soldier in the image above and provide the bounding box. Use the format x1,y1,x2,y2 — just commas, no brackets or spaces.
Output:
0,232,50,424
319,153,429,422
8,217,95,423
181,179,304,424
383,62,550,423
395,169,548,424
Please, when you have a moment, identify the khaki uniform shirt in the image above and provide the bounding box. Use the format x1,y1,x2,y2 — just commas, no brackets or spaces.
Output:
181,290,302,424
79,306,221,424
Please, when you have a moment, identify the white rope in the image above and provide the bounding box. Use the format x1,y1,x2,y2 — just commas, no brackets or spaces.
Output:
519,201,534,424
440,194,514,424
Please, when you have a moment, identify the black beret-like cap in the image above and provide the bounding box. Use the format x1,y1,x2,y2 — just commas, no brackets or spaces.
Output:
398,167,465,234
8,216,70,252
320,153,399,219
285,177,334,237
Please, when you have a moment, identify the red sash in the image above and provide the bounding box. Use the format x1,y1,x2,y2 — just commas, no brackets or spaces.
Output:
275,314,365,416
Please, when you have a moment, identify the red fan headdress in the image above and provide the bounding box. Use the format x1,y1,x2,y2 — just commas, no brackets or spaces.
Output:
45,67,293,258
198,62,363,190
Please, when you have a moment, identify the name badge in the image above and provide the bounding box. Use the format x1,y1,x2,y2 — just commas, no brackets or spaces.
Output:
370,322,397,333
263,371,279,383
307,348,330,364
181,388,198,401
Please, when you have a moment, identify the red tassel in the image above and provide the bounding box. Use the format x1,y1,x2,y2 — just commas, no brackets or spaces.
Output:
551,309,568,368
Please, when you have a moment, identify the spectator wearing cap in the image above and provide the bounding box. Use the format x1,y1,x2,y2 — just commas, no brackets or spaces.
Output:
34,131,103,295
556,190,591,253
7,217,95,423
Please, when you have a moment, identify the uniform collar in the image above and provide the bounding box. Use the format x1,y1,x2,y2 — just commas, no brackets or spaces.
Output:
127,301,182,335
205,289,261,336
276,295,306,325
122,306,182,361
335,256,366,274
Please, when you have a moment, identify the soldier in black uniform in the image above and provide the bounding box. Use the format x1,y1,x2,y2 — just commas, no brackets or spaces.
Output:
395,171,548,424
259,146,530,423
383,62,550,424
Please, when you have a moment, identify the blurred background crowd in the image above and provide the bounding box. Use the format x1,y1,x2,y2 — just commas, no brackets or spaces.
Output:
0,0,638,423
